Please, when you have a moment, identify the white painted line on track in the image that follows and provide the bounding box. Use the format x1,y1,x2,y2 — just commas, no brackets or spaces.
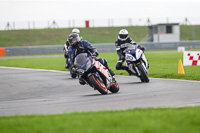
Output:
0,66,68,73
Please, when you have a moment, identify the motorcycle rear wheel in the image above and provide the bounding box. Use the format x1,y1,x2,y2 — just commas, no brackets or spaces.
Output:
88,75,108,95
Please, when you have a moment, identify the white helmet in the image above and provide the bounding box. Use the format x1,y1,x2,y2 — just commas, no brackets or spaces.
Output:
118,29,128,41
72,28,80,34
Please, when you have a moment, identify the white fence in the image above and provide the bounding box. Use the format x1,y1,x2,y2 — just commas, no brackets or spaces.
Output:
1,17,200,30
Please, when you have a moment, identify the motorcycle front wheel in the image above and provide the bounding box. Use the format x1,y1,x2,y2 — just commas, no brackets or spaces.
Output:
88,75,108,95
137,63,149,83
70,70,77,79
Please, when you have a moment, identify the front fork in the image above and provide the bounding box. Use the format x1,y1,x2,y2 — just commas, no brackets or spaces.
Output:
126,60,148,77
135,62,148,77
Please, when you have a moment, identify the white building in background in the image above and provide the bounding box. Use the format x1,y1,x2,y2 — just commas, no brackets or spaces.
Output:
148,23,180,42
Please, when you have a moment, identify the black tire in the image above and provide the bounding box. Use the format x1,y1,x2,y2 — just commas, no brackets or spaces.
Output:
109,82,120,93
137,64,149,83
140,77,145,82
70,70,77,78
88,75,108,95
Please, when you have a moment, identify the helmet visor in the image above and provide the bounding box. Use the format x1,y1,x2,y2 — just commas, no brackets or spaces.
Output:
69,38,79,46
71,39,78,44
119,34,128,39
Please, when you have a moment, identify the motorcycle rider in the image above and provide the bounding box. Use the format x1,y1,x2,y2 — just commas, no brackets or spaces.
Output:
72,28,80,34
68,33,115,85
115,29,147,75
64,28,81,69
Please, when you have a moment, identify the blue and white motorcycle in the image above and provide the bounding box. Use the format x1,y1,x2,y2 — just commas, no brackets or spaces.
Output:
124,44,149,83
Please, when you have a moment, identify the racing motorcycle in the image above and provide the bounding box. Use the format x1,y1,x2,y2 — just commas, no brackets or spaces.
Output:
124,44,149,82
73,53,120,94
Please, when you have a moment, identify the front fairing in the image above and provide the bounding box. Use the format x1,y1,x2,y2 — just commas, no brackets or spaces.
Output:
124,44,143,61
74,53,94,75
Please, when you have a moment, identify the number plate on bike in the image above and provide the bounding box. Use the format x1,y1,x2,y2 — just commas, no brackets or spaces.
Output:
125,54,136,61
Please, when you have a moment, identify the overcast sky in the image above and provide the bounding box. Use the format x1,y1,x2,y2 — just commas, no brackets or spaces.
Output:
0,0,199,20
0,0,200,29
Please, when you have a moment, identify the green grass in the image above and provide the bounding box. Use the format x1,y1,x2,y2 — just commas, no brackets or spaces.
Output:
0,50,200,80
0,57,66,71
0,107,200,133
0,25,200,47
180,25,200,41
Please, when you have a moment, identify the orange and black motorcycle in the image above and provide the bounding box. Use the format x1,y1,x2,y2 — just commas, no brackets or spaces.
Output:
73,53,119,95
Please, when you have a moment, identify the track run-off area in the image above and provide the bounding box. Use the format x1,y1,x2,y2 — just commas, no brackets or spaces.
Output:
0,66,200,116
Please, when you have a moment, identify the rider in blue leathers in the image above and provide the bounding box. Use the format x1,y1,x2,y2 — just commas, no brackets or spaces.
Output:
68,33,115,85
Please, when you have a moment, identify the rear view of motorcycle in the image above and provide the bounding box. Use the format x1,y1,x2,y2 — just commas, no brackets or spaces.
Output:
73,53,120,94
124,44,149,83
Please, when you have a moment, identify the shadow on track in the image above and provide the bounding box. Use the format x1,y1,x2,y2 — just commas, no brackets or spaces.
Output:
82,92,119,97
119,81,143,85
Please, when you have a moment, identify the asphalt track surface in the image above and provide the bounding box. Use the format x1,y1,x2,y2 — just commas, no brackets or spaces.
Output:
0,66,200,116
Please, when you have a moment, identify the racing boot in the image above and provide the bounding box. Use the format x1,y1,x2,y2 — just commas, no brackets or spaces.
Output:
125,68,132,76
65,58,69,69
122,66,132,76
65,64,69,69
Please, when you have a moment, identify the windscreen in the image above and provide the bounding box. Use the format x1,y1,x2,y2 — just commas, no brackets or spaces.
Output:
74,53,88,68
74,53,92,71
125,44,136,55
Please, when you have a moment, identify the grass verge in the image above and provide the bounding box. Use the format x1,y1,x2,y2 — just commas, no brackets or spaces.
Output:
0,107,200,133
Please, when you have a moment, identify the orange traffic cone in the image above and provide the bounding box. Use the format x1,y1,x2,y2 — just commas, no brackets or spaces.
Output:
178,59,185,74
